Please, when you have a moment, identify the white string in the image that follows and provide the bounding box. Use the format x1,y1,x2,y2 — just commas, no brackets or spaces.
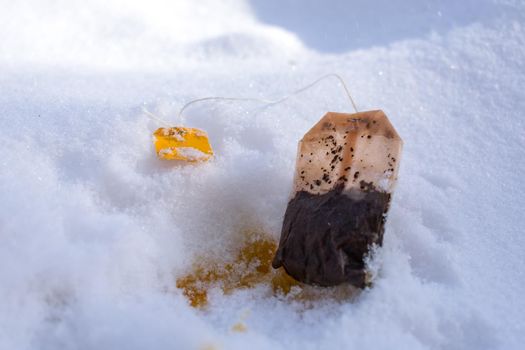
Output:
178,73,358,120
143,73,358,125
142,107,171,126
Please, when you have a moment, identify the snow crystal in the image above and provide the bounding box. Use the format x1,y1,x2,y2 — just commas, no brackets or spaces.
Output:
173,147,210,162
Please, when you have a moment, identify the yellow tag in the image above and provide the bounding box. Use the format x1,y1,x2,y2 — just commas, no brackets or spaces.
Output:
153,127,213,162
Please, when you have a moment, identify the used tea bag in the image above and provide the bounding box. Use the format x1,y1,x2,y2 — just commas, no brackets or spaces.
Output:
272,110,402,288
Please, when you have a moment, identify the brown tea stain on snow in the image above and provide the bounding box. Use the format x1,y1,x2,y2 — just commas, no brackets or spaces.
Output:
200,344,220,350
231,322,247,333
176,230,299,308
176,230,360,308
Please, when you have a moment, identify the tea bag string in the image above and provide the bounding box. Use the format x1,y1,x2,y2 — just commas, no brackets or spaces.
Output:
179,73,357,120
144,73,358,125
142,108,172,127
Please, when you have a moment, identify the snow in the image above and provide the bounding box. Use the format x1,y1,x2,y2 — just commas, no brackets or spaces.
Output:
168,147,210,162
1,0,524,349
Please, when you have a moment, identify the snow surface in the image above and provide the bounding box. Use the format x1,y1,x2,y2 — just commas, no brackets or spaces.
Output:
1,0,525,349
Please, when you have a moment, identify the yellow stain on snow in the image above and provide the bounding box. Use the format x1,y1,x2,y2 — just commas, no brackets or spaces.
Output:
176,231,300,308
231,322,247,333
153,127,213,162
176,230,361,309
200,343,220,350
